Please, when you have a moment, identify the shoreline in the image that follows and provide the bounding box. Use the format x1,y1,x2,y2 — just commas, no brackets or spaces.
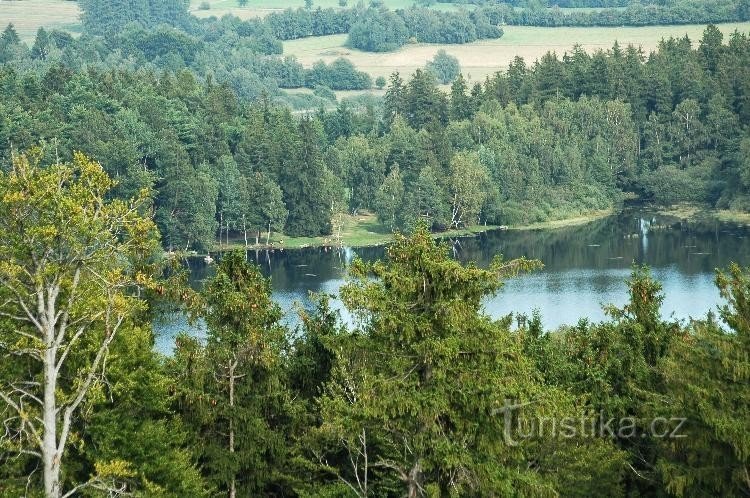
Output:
173,204,750,258
201,209,616,255
654,203,750,225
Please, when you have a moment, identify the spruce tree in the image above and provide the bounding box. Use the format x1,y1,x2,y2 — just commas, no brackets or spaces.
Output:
170,252,295,497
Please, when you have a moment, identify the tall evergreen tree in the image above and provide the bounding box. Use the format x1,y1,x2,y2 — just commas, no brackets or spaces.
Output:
170,251,295,497
658,264,750,497
281,118,332,237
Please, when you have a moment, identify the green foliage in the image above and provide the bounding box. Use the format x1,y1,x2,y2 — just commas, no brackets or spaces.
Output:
156,163,219,252
306,58,372,90
425,49,460,85
657,264,750,497
307,228,630,496
2,149,749,496
79,0,191,36
347,7,409,52
0,150,198,496
169,251,296,495
471,1,749,28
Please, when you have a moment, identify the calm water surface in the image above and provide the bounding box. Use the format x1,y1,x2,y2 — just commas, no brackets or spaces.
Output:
154,209,750,353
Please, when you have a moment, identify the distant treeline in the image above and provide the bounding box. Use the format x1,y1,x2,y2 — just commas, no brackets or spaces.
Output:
264,6,504,52
441,0,750,26
443,0,631,5
263,1,750,52
347,6,503,52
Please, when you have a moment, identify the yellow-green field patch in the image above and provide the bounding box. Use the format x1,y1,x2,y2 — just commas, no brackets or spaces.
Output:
0,0,80,42
284,22,750,82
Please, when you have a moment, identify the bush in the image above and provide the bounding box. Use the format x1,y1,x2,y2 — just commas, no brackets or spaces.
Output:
313,85,337,101
305,58,372,90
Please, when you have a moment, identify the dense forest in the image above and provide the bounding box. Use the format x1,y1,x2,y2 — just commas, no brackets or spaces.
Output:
443,0,750,26
0,158,748,497
1,20,749,250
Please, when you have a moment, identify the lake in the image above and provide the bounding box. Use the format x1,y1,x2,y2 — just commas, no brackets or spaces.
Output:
154,208,750,354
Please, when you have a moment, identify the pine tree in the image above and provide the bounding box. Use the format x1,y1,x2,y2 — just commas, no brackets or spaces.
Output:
312,229,625,496
658,264,750,497
449,73,471,121
280,118,332,237
31,27,51,60
1,23,20,47
170,252,295,497
405,69,448,129
384,72,407,127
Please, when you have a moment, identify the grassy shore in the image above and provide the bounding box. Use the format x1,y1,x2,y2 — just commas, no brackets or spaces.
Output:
189,0,465,19
507,209,614,231
657,203,750,225
211,209,615,253
216,211,499,252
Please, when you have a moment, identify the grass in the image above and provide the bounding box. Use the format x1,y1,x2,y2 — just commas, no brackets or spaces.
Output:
216,211,499,252
657,203,750,225
284,22,750,82
214,209,621,253
507,209,614,231
0,0,81,42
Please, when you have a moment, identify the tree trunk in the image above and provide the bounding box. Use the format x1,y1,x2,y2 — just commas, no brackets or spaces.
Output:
266,221,271,247
43,336,61,498
219,212,224,248
229,360,237,498
406,461,422,498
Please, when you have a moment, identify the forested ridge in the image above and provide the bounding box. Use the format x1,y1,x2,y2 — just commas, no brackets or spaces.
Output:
0,158,748,496
1,21,749,250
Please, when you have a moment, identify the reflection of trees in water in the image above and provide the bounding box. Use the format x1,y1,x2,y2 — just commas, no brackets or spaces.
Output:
453,211,750,276
185,210,750,291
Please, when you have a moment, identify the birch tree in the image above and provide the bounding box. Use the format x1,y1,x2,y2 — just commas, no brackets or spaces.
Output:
449,151,490,228
0,150,160,498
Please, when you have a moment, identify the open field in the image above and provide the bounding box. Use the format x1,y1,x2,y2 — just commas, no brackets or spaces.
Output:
508,209,614,231
189,0,466,20
284,22,750,81
0,0,80,42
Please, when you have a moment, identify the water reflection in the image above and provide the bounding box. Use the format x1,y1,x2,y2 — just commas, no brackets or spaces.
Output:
154,209,750,354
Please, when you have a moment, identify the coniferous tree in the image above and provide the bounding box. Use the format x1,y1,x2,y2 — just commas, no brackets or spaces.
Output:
449,74,472,121
281,118,332,237
170,252,295,497
658,264,750,497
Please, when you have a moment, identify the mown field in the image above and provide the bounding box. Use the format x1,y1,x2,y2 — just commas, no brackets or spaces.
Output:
0,0,80,41
284,22,750,82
